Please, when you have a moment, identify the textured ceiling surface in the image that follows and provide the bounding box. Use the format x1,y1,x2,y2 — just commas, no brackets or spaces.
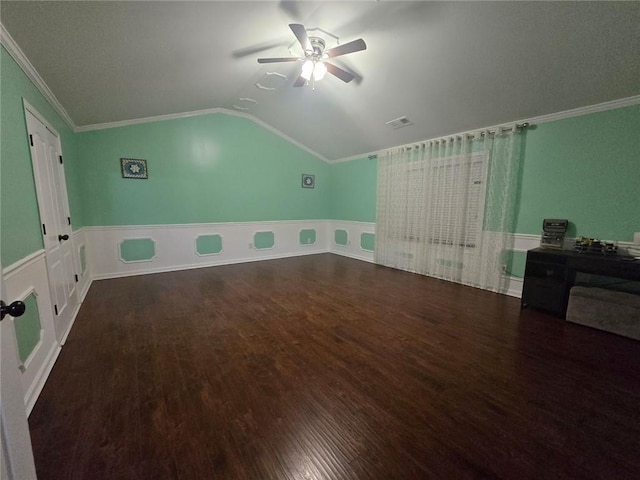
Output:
2,1,639,160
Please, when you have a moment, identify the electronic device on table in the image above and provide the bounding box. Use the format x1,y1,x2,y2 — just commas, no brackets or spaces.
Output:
574,237,618,255
540,219,568,249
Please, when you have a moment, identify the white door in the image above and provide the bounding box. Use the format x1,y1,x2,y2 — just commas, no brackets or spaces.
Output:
25,105,77,342
1,266,38,479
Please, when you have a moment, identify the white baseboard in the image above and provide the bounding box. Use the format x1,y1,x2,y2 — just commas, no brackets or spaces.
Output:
91,249,331,281
59,301,82,346
25,342,61,416
330,249,376,264
504,276,524,299
78,277,92,303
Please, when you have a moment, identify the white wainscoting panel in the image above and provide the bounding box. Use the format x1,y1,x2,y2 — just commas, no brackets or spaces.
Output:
503,233,540,298
512,233,541,252
325,225,537,298
84,220,332,280
81,223,540,298
328,221,376,263
72,228,92,305
3,250,61,414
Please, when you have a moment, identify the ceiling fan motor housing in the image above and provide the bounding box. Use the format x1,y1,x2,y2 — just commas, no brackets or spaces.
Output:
309,37,326,58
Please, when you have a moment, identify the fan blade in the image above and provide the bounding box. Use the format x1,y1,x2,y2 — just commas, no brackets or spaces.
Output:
325,38,367,58
257,57,300,64
331,58,364,84
289,23,312,53
293,76,307,87
233,40,289,59
325,62,355,83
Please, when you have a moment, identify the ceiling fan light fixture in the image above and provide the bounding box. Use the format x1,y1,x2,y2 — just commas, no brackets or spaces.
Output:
314,62,327,80
301,60,314,80
301,60,328,82
259,24,366,87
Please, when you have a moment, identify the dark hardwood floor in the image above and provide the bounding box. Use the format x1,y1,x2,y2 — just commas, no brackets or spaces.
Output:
29,254,640,479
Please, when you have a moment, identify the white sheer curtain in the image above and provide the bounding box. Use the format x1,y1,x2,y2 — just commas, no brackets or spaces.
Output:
375,126,524,293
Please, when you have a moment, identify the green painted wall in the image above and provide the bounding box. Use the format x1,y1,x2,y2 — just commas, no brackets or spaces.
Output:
502,250,527,278
254,231,275,250
328,105,639,243
0,46,78,267
79,244,87,274
515,105,639,241
334,229,349,246
328,157,377,222
119,238,156,262
14,294,40,363
299,229,316,245
3,35,637,289
196,234,223,256
74,114,329,226
360,233,375,251
327,105,639,279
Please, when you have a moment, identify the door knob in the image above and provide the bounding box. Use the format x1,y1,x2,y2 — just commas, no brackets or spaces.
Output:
1,300,26,321
58,234,69,241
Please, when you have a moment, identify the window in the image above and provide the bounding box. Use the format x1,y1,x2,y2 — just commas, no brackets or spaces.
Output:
399,153,487,247
428,153,487,248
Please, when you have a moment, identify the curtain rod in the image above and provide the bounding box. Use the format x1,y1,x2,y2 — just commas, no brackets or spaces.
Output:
368,122,532,159
479,122,530,137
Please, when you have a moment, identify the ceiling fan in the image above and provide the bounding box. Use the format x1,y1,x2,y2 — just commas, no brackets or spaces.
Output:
257,24,366,87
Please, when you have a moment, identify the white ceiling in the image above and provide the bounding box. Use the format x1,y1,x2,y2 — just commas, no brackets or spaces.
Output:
2,1,639,161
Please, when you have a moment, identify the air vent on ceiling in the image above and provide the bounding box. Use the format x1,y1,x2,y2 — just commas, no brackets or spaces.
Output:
232,97,258,111
385,116,413,129
255,72,288,91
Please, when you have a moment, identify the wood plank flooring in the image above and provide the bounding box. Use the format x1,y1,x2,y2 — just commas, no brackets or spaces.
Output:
29,254,640,479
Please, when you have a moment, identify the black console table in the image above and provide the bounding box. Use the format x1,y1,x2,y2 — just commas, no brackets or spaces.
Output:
521,248,640,317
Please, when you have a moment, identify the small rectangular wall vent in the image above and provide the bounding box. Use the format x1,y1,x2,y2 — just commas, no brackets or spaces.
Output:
385,116,413,129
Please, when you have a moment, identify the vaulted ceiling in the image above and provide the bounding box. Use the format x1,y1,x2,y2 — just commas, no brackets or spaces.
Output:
2,1,639,161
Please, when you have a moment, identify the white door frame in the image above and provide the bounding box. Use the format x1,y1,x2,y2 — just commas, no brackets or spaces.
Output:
23,100,78,343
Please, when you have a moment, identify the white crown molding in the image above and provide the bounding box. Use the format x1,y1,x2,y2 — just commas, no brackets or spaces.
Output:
0,22,326,163
329,151,378,164
74,106,230,132
525,95,640,126
6,12,635,168
0,22,76,130
75,107,329,163
334,95,640,163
